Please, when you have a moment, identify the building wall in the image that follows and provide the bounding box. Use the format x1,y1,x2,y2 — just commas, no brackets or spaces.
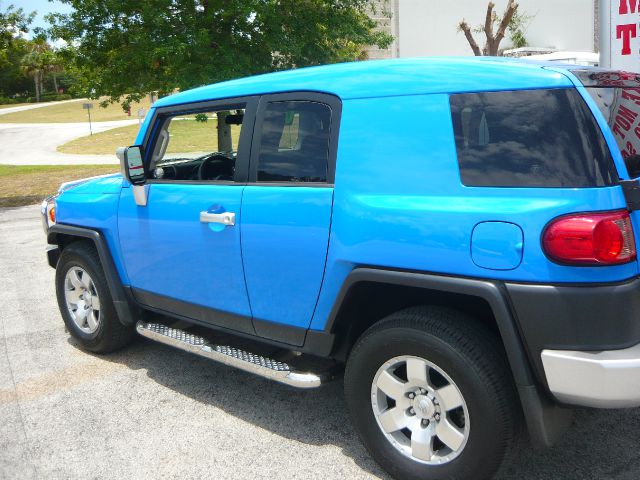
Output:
370,0,596,59
364,0,398,59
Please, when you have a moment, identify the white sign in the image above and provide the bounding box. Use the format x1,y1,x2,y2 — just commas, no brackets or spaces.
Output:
601,0,640,71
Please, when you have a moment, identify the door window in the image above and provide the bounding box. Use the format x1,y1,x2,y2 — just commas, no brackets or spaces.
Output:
255,101,332,183
149,108,245,181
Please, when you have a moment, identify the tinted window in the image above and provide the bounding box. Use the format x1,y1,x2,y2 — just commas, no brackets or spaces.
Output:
449,88,617,188
257,101,331,183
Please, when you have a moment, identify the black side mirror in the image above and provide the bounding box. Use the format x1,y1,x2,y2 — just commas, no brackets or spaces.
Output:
121,146,146,185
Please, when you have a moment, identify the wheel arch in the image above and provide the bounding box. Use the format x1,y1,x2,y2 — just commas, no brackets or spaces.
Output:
48,224,137,326
324,267,572,448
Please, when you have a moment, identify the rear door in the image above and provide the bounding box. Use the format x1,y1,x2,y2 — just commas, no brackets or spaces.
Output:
240,93,341,344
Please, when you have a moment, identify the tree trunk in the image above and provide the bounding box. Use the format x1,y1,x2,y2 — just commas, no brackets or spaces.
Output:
39,71,45,97
34,74,40,102
52,73,59,93
458,21,482,56
459,0,519,56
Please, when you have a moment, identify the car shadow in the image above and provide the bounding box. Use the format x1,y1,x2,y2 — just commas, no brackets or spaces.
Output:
72,335,640,480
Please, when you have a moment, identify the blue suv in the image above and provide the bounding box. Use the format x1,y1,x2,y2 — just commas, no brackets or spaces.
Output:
42,58,640,480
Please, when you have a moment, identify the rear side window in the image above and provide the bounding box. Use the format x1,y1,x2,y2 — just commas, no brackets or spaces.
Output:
449,88,617,188
256,101,331,183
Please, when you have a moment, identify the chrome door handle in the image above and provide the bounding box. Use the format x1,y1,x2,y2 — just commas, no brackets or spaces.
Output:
200,211,235,226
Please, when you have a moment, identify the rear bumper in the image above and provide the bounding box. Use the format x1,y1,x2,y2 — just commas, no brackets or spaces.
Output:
506,277,640,408
542,343,640,408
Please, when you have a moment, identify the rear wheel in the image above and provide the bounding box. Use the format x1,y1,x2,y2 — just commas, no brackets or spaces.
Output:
55,242,134,353
344,306,520,480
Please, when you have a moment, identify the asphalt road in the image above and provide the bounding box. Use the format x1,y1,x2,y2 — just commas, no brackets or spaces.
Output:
1,205,640,480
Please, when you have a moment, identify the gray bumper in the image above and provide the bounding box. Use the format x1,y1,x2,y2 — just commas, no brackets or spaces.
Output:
542,343,640,408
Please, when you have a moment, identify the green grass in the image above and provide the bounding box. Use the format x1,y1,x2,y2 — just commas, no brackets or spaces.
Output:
58,124,141,155
0,164,118,207
58,119,242,155
0,97,153,123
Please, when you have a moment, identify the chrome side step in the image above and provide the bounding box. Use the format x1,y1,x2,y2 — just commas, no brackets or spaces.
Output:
136,321,324,388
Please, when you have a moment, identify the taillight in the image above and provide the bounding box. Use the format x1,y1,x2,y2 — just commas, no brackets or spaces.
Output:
542,210,636,265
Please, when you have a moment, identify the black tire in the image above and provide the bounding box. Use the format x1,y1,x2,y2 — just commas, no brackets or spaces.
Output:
344,306,520,480
55,241,134,353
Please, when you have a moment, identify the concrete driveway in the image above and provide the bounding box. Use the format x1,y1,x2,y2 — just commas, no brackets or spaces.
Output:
0,99,83,116
0,121,136,165
1,205,639,480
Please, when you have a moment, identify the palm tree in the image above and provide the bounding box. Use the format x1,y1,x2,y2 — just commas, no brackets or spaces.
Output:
20,38,50,102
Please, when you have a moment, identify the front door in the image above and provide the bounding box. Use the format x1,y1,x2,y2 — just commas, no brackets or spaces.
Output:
240,93,342,344
118,98,257,334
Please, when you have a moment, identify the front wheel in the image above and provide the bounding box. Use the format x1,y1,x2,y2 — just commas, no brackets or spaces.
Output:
55,241,134,353
344,307,520,480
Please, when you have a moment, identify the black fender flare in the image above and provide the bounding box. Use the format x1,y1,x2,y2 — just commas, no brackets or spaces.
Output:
47,224,136,326
324,267,572,447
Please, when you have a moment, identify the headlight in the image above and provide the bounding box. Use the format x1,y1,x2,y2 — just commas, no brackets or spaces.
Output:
41,194,58,233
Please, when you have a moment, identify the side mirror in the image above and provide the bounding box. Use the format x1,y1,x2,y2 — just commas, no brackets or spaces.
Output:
119,145,146,185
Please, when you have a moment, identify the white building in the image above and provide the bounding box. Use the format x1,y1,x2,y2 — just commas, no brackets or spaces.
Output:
367,0,598,59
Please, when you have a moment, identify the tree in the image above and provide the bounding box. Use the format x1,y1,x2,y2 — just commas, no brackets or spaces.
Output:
20,37,52,101
0,34,31,96
0,3,35,96
0,3,34,66
47,0,393,109
458,0,520,56
46,49,64,92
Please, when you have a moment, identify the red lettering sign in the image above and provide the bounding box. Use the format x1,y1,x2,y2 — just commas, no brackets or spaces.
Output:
617,24,638,55
619,0,640,14
622,88,640,105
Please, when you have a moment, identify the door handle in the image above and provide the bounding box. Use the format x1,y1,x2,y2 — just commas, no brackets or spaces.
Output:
199,211,235,226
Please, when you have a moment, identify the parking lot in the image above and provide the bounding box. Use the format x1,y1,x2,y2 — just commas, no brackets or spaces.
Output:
1,204,639,480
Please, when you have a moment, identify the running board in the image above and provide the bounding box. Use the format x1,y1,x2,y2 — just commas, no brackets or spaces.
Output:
136,321,324,388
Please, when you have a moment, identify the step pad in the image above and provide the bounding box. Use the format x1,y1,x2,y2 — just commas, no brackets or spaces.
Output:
136,321,324,388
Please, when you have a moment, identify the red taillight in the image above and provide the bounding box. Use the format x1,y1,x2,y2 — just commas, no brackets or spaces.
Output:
542,210,636,265
48,206,56,224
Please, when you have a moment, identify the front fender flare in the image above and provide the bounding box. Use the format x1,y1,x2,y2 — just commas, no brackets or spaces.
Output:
47,224,136,326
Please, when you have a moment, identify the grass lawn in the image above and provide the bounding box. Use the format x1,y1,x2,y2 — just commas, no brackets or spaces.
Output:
0,97,153,123
58,124,141,155
58,119,241,155
0,164,118,208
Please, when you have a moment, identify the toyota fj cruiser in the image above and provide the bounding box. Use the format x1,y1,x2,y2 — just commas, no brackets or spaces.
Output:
42,58,640,480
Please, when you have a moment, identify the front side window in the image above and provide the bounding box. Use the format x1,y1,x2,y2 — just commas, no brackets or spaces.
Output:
256,101,331,183
449,88,617,188
149,108,245,181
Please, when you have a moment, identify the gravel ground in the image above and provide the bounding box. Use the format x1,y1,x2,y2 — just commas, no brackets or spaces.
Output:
1,204,639,480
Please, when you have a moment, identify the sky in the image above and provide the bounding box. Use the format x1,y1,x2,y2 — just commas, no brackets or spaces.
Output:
10,0,73,36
